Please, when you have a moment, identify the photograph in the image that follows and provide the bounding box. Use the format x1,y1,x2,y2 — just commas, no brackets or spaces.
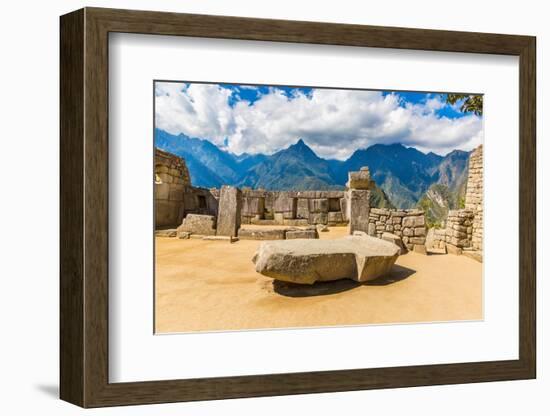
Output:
153,81,484,334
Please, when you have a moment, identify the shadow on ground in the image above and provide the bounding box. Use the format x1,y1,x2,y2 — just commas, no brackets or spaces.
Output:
35,384,59,399
272,264,416,297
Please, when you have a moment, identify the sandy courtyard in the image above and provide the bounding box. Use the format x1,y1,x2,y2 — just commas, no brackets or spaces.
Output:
155,226,482,333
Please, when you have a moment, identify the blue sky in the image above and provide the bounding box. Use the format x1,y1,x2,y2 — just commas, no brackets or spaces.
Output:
155,81,482,159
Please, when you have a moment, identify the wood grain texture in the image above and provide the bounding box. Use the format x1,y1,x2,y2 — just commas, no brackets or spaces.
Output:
59,8,84,407
59,7,537,408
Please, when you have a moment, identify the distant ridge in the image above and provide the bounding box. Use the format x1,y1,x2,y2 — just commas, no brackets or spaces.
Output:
154,128,471,210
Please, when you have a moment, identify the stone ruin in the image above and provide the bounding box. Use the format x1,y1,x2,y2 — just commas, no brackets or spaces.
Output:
425,145,483,261
345,167,428,254
229,189,348,227
464,145,483,253
155,148,218,229
154,145,484,285
154,145,491,261
154,147,430,253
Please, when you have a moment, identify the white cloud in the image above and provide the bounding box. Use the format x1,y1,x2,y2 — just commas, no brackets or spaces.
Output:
155,82,483,160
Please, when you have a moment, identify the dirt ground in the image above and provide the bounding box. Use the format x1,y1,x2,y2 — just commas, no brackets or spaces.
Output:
155,225,482,333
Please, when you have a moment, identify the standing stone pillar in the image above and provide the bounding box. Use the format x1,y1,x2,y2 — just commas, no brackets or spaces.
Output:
346,167,374,235
216,186,242,237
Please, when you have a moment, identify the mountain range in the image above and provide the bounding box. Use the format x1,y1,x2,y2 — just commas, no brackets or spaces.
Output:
155,128,471,219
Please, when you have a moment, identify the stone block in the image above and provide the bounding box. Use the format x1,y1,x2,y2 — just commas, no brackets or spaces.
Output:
283,210,296,219
216,186,242,237
285,229,319,239
177,214,216,236
168,184,184,201
177,231,191,239
367,222,376,236
253,235,400,284
381,232,406,254
402,215,425,228
238,228,286,240
155,229,177,237
155,183,170,200
273,194,297,215
242,197,265,216
327,211,344,224
296,198,310,219
155,199,182,228
155,165,169,174
340,197,349,221
414,227,426,236
273,213,285,224
309,198,329,213
348,189,370,234
347,167,375,190
370,208,390,216
283,219,310,227
202,235,239,243
446,244,463,255
157,172,173,184
309,212,328,225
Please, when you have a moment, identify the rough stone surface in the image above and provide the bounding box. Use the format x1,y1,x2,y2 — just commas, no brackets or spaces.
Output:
327,211,344,225
216,186,242,237
177,214,217,236
285,229,319,239
309,212,328,225
155,148,220,228
155,229,177,237
253,235,400,284
283,219,310,227
239,189,348,226
445,210,474,254
381,232,406,254
202,235,238,243
465,145,483,253
238,228,287,240
347,167,375,190
309,198,329,213
347,189,370,234
446,243,463,255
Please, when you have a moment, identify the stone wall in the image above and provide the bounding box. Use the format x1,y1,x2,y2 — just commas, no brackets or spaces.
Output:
155,148,217,227
443,144,483,257
155,148,190,227
346,167,373,234
444,210,475,254
240,190,347,226
367,208,427,252
426,227,447,250
464,145,483,251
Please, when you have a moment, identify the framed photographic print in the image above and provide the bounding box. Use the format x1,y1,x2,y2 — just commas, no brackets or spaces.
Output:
60,7,536,408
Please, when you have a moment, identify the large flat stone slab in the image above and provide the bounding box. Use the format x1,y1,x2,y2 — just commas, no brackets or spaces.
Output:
285,229,319,239
253,235,400,284
238,228,287,240
177,214,216,236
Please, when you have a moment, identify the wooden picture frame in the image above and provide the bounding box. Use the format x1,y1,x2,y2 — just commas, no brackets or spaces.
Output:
60,7,536,408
